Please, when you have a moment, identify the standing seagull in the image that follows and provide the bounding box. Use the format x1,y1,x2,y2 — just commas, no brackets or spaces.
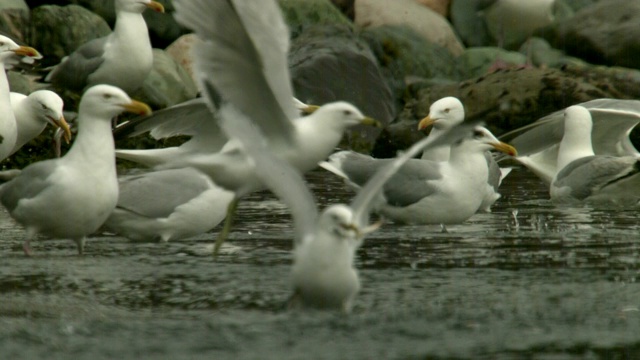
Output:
321,127,516,225
9,90,71,155
45,0,165,95
500,99,640,184
550,105,640,206
170,0,378,252
417,97,511,212
0,35,42,162
0,85,151,255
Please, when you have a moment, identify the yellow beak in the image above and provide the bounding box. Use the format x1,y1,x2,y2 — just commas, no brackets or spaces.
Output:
121,100,152,116
146,1,165,13
13,46,41,59
361,116,382,128
417,115,435,131
490,141,518,156
49,115,72,144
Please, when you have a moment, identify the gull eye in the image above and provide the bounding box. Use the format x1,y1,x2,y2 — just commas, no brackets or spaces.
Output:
444,108,450,113
41,103,47,110
473,130,484,138
343,109,352,116
102,93,112,100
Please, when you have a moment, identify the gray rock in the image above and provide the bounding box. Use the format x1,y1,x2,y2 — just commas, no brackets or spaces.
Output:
278,0,353,40
132,49,197,110
289,25,391,152
355,0,464,56
360,25,460,108
550,0,640,69
450,0,494,47
455,47,527,79
28,4,110,67
0,1,29,43
519,37,587,68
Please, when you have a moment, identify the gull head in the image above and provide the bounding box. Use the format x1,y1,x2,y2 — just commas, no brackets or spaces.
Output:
0,35,41,64
418,96,465,131
318,204,360,241
557,105,595,170
312,102,380,130
454,126,517,156
117,0,165,13
79,85,152,120
28,90,72,144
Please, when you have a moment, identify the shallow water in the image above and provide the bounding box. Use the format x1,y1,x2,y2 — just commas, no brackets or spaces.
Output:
1,167,640,359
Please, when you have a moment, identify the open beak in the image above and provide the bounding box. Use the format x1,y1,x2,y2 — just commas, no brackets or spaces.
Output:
360,116,382,128
145,1,165,13
360,218,385,235
490,141,518,157
12,46,42,59
121,100,152,116
417,115,435,131
48,115,72,144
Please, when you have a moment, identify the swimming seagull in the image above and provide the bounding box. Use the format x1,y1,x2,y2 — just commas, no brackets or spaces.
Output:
170,0,379,253
550,105,640,206
9,90,72,155
0,35,42,162
45,0,165,95
0,85,151,255
321,126,517,225
417,96,511,212
103,167,235,242
499,98,640,184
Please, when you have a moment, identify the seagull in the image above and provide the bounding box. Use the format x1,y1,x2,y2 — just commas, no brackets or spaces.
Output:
112,96,318,168
0,35,42,162
45,0,165,95
9,90,72,155
417,96,512,212
0,85,151,255
499,98,640,184
550,105,640,206
174,0,481,312
168,0,378,253
320,126,517,225
102,167,234,242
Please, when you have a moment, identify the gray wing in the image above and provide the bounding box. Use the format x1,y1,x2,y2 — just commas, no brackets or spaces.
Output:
0,160,59,212
340,154,443,207
554,155,640,200
217,105,318,246
116,168,213,218
350,122,477,226
46,37,107,92
173,0,297,144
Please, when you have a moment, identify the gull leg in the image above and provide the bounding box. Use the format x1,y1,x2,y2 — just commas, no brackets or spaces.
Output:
213,197,239,257
22,239,33,257
440,224,448,233
76,238,86,255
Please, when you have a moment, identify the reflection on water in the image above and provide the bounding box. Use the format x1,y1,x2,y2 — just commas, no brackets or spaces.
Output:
1,166,639,359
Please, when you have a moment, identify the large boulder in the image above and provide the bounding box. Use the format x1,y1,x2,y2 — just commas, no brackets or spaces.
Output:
360,25,460,108
0,0,29,42
373,67,625,156
548,0,640,70
289,25,392,152
133,49,198,110
355,0,464,56
28,4,110,67
278,0,353,40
